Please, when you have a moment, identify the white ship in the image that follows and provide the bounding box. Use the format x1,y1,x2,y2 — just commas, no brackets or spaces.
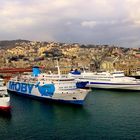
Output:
69,70,140,90
7,64,89,105
0,78,10,111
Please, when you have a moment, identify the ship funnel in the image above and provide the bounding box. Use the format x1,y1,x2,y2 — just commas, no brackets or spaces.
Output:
32,66,41,77
70,69,81,75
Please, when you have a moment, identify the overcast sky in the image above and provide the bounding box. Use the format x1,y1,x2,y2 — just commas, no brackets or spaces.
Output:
0,0,140,47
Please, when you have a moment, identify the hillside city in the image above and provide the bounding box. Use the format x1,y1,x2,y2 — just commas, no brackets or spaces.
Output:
0,40,140,76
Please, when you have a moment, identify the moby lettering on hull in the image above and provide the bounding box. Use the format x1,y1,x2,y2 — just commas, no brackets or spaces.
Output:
8,81,55,97
9,81,34,94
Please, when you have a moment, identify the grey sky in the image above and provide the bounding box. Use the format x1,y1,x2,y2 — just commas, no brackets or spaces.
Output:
0,0,140,47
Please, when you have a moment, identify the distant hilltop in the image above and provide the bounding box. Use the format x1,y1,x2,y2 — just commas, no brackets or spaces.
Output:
0,39,31,49
0,39,140,76
0,39,121,49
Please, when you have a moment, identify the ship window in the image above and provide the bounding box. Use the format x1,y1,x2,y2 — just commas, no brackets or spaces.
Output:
4,94,9,97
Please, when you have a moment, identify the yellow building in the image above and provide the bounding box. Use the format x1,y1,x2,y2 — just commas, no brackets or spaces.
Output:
101,61,114,72
114,61,140,76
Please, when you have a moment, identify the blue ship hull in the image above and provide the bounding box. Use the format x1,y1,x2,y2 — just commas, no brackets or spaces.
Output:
76,81,88,89
7,90,84,105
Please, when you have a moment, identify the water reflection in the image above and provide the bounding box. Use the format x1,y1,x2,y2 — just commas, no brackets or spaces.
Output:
0,110,12,119
9,91,89,116
39,100,89,116
8,92,90,124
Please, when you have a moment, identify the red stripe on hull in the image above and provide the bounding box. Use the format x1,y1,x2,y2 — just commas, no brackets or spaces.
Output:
0,106,11,111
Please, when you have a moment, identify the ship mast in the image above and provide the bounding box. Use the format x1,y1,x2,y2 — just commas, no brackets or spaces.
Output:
56,60,61,77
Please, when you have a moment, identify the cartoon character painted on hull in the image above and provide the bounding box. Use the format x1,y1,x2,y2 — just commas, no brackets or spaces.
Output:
8,81,55,97
35,82,55,97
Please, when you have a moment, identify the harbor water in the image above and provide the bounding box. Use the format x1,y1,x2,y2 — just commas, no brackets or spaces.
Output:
0,89,140,140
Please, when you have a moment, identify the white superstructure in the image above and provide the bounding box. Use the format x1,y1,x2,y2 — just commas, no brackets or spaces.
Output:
70,70,140,90
0,78,10,110
7,66,89,105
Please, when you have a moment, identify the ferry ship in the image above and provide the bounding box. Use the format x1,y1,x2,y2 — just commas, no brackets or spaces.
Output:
7,65,89,105
69,69,89,88
69,70,140,90
0,78,10,111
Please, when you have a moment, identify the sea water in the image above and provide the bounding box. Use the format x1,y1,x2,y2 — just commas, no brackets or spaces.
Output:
0,89,140,140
